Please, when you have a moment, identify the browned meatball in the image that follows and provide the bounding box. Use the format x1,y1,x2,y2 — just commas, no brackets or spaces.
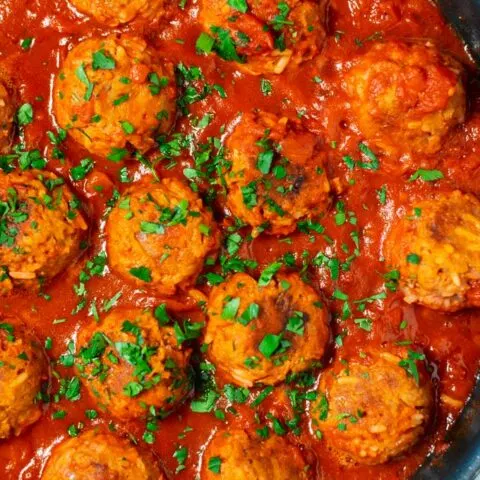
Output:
54,34,176,158
0,318,48,439
310,347,433,465
70,0,167,27
42,429,164,479
76,308,193,420
201,428,309,479
0,81,14,153
385,190,480,311
198,0,326,75
346,41,466,156
106,177,219,295
0,170,87,295
205,272,330,387
225,111,331,236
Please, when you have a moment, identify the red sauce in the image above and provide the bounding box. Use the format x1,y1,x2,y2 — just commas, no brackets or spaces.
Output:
0,0,480,478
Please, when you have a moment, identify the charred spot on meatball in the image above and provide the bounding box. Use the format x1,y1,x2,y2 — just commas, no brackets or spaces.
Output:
346,41,466,156
205,272,330,387
70,0,169,27
106,177,219,295
310,347,433,465
225,111,331,236
76,308,193,421
386,190,480,311
198,0,326,75
202,428,309,479
42,429,164,479
0,318,48,439
54,34,176,158
0,170,87,295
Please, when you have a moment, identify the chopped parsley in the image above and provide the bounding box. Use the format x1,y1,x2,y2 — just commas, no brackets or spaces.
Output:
17,103,34,126
129,266,153,283
92,49,116,70
260,78,272,96
258,261,282,286
208,456,222,474
406,253,421,265
409,169,444,182
227,0,248,12
196,32,215,54
210,26,245,63
399,350,426,384
75,64,94,101
221,297,241,319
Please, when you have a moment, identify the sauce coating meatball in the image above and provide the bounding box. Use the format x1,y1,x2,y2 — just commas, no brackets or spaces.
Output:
106,177,219,295
76,308,192,420
0,81,14,153
225,111,331,236
201,428,309,479
205,272,329,387
348,0,403,29
199,0,326,75
54,34,176,158
0,318,47,439
42,429,164,479
70,0,167,27
386,190,480,311
310,347,433,465
0,170,87,295
346,41,466,156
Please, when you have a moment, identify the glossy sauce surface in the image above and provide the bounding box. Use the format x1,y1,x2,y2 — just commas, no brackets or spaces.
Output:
0,0,480,478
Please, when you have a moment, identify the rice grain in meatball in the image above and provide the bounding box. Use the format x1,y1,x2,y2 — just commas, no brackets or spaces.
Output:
76,308,193,420
0,170,87,295
201,428,309,479
42,429,164,479
106,177,219,295
0,319,48,439
54,34,176,158
199,0,326,75
310,347,433,465
205,272,330,387
386,190,480,311
70,0,167,27
225,111,331,236
346,41,466,156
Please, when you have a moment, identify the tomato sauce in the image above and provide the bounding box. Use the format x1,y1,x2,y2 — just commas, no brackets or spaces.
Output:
1,0,480,478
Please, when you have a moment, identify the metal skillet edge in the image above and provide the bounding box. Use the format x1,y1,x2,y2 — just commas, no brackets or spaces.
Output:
435,0,480,63
414,2,480,478
414,372,480,479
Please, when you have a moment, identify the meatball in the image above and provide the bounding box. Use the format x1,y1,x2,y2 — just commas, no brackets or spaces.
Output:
199,0,325,75
346,41,466,155
0,170,87,295
54,34,176,158
225,111,331,236
42,429,164,479
386,190,480,311
70,0,167,27
76,308,192,420
310,347,433,465
205,272,330,387
0,81,14,153
106,177,219,295
0,318,47,439
201,428,309,479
